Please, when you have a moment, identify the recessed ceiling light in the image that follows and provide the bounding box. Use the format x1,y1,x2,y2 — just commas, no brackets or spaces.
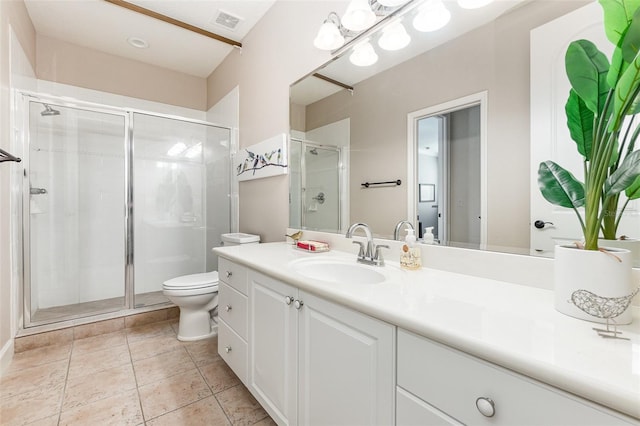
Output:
127,37,149,49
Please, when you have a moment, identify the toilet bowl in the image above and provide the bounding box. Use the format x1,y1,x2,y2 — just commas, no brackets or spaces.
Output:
163,272,220,341
163,233,260,342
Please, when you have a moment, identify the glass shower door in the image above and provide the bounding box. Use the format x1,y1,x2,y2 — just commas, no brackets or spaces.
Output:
26,101,127,325
132,113,231,307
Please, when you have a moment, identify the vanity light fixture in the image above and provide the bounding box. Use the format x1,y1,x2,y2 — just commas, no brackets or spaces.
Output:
314,12,348,50
350,39,379,66
413,0,451,32
342,0,377,31
378,20,411,50
127,36,149,49
457,0,494,9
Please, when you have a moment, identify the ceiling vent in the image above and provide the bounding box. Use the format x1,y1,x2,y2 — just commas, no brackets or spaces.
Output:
213,9,243,31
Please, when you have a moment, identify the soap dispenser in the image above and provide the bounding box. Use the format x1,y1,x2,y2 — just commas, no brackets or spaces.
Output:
400,229,422,270
423,227,435,244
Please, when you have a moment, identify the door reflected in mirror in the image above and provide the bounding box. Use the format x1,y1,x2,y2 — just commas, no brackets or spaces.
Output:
415,104,481,246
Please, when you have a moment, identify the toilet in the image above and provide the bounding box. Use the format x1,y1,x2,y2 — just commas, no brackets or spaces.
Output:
163,232,260,341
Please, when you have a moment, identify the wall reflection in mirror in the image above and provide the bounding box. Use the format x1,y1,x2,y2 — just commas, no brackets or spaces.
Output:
289,0,640,266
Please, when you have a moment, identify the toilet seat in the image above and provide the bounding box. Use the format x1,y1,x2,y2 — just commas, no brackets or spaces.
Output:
163,271,219,291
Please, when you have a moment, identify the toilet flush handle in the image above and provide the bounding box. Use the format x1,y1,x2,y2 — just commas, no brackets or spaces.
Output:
225,271,232,278
225,304,232,312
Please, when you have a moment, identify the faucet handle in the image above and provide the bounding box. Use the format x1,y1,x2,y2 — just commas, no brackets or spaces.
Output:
373,244,389,266
352,240,366,258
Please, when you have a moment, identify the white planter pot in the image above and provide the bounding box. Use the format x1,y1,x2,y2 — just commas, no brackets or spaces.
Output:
554,245,634,324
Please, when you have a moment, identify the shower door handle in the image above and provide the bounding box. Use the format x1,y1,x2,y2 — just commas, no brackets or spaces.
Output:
30,187,47,195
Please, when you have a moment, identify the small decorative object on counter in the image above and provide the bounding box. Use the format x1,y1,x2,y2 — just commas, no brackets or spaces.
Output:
296,240,330,252
285,230,303,244
400,229,421,270
422,227,435,244
569,287,639,340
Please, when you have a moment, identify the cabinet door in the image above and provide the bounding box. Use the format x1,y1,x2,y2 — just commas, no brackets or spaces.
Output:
248,271,298,426
297,291,395,426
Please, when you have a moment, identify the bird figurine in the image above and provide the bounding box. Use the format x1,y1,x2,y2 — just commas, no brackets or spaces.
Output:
569,287,639,340
285,230,303,244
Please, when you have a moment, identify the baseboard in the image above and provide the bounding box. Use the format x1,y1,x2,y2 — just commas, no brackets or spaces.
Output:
0,338,15,375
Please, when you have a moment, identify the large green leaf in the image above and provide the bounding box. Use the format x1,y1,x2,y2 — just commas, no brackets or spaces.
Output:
605,149,640,195
621,8,640,61
600,0,640,45
608,45,629,87
611,49,640,129
566,40,610,114
538,161,585,208
625,173,640,198
566,89,594,159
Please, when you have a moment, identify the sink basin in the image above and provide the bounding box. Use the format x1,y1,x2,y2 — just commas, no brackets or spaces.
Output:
289,258,387,285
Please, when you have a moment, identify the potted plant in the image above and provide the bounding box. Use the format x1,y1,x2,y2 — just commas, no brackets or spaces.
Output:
538,0,640,323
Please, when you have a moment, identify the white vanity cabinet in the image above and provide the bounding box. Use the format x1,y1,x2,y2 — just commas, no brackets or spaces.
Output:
248,270,395,426
396,329,637,426
217,258,249,384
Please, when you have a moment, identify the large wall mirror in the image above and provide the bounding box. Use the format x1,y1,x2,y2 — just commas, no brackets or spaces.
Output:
289,0,640,264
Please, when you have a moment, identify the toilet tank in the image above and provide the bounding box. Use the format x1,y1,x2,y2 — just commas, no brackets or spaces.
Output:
221,232,260,246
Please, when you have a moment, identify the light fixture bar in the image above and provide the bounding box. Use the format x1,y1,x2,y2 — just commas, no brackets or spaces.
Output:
104,0,242,48
331,0,424,56
313,73,355,92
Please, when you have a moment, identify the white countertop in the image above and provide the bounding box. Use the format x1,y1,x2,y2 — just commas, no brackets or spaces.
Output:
213,242,640,420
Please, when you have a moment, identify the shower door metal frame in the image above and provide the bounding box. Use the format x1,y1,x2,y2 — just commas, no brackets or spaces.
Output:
20,93,131,327
19,92,234,328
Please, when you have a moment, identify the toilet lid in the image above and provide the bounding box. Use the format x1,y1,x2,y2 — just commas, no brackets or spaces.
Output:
163,271,219,290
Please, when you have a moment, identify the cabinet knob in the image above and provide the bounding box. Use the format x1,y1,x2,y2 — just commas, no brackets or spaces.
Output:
225,304,232,312
294,299,304,310
225,271,232,278
224,345,232,353
475,397,495,417
285,296,294,305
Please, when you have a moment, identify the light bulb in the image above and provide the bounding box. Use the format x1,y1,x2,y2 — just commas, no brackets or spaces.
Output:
413,0,451,32
314,20,345,50
457,0,493,9
341,0,376,32
350,40,378,66
378,21,410,51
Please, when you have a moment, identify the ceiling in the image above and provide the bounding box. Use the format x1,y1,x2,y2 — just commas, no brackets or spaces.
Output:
24,0,276,78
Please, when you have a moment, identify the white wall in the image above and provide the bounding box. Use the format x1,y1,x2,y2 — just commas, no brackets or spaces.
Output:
207,1,335,242
1,0,36,372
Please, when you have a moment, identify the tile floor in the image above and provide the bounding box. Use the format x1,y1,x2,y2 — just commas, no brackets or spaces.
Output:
0,319,275,426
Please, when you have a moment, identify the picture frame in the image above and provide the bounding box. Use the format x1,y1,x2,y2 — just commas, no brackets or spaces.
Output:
419,183,435,202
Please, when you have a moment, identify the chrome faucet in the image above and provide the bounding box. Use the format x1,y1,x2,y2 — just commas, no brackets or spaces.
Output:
393,220,415,241
345,222,388,266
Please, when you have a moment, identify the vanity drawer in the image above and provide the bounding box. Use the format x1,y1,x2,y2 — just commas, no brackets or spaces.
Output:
218,282,248,340
397,329,634,426
219,257,247,295
218,319,247,385
396,386,462,426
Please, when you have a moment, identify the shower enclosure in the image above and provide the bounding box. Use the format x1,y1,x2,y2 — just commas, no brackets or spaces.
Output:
21,94,231,327
289,139,341,232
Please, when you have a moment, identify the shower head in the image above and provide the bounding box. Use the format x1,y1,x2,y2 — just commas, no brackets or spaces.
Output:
309,148,318,155
41,104,60,117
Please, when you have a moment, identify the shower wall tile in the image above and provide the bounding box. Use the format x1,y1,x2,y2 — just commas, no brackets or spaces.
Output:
14,328,74,353
73,317,124,339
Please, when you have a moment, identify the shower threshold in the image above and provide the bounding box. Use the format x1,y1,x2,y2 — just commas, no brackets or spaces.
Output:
29,291,169,325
